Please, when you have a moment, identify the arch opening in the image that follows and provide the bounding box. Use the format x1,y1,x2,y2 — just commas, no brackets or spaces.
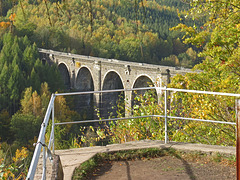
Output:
132,76,157,108
75,67,94,119
102,71,125,118
58,63,71,90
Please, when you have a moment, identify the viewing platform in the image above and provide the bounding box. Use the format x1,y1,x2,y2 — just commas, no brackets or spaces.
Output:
35,140,236,179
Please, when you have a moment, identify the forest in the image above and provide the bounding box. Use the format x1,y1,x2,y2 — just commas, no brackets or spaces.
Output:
0,0,203,66
0,0,239,179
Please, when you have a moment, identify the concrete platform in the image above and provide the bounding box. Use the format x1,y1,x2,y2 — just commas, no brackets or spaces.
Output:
54,140,236,180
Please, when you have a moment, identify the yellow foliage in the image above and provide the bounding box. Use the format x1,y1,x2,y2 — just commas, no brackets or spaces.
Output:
12,147,28,163
0,147,29,179
0,21,10,28
9,13,16,21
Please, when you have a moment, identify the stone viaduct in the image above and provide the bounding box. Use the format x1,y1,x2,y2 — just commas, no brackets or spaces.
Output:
39,48,192,118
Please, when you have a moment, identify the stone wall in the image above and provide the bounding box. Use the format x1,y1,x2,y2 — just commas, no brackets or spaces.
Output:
51,155,64,180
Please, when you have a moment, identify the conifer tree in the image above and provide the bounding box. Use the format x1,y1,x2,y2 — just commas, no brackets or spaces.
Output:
0,63,10,110
0,33,63,115
30,68,41,92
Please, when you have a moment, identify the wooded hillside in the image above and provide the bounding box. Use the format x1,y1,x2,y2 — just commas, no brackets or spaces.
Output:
0,0,201,67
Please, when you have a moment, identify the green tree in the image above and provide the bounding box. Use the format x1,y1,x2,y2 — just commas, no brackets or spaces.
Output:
118,36,142,62
0,33,64,116
10,113,42,145
167,0,240,145
0,63,9,110
172,0,240,80
7,65,24,114
0,110,11,141
23,45,37,75
30,68,41,92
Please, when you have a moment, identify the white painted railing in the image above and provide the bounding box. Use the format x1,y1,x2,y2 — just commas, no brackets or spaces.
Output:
26,87,240,179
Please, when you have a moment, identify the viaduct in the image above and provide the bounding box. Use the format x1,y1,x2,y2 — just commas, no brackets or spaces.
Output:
39,48,193,118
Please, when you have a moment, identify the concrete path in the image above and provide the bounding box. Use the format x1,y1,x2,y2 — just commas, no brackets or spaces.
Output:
55,140,236,180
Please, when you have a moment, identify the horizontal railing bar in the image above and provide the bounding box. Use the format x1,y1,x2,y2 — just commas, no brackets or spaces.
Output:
55,87,240,97
168,116,236,125
167,88,240,97
55,87,156,96
55,114,236,126
55,115,161,125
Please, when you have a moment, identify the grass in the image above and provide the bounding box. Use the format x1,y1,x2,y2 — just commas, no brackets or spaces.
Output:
72,155,101,179
72,148,236,180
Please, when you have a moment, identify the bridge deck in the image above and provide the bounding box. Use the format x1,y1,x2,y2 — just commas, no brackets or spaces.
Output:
53,140,235,179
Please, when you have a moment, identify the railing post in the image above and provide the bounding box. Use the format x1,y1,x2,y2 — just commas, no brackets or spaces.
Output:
52,102,55,154
164,86,168,144
236,99,240,180
156,74,162,104
42,136,46,180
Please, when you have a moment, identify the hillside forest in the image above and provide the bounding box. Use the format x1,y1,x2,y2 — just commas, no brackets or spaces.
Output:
0,0,203,67
0,0,239,179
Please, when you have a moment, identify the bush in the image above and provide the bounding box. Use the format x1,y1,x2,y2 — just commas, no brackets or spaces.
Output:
10,113,42,145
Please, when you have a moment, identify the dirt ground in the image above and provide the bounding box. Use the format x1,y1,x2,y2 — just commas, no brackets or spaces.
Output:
87,154,236,180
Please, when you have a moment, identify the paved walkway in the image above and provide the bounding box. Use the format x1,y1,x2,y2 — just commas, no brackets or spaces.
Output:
55,140,236,180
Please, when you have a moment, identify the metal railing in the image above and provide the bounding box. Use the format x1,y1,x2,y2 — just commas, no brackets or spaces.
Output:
26,87,240,179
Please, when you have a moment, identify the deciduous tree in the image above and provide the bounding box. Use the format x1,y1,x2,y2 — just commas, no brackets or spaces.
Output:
168,0,240,145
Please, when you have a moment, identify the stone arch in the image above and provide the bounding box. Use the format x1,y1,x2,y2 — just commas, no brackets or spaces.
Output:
75,67,94,119
76,67,94,91
102,70,125,90
132,74,155,89
58,63,71,90
132,75,157,108
101,71,125,118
